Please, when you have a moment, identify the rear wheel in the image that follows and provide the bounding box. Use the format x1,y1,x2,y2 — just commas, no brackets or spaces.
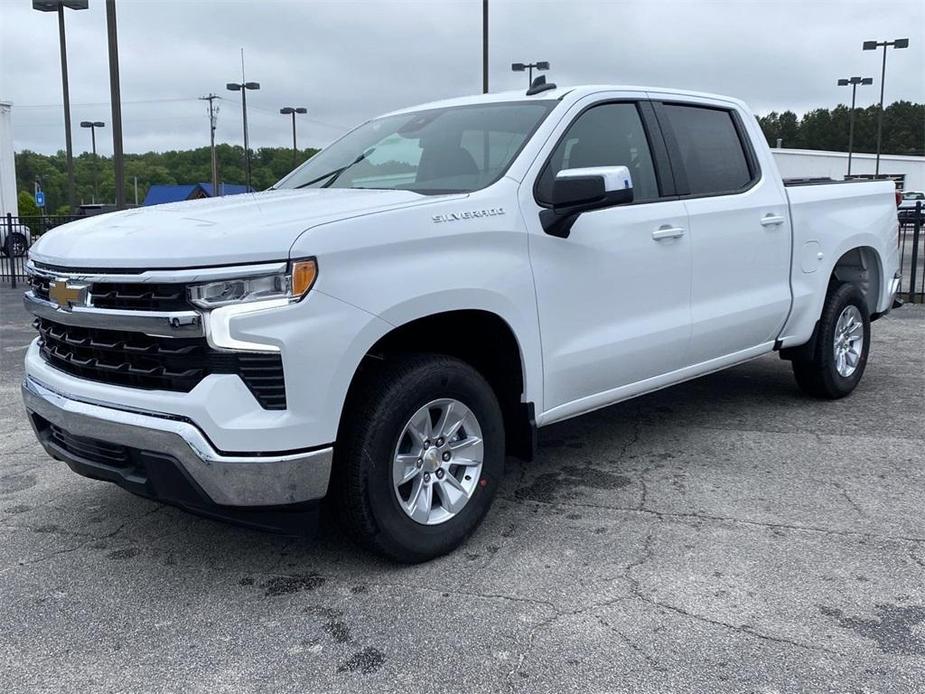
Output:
333,354,504,563
3,232,26,257
792,282,870,399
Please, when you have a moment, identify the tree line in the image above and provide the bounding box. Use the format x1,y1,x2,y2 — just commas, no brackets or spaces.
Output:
13,100,923,214
757,100,923,156
14,143,318,215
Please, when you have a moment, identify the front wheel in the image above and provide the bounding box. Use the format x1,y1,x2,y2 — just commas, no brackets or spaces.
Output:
792,282,871,399
333,355,505,563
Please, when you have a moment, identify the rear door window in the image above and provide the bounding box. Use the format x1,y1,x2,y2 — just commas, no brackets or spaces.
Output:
660,104,755,196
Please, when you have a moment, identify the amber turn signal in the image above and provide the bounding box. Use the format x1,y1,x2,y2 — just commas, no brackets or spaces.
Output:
291,259,318,298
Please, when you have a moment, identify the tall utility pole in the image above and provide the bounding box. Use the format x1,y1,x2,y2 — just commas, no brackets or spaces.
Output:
33,1,88,213
836,77,872,177
482,0,489,93
863,37,910,176
106,0,125,208
200,94,220,194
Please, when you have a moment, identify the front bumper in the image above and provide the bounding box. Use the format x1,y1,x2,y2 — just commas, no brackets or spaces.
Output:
23,376,333,508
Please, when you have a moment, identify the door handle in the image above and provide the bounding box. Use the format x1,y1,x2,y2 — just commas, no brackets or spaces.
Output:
760,214,786,227
652,226,685,240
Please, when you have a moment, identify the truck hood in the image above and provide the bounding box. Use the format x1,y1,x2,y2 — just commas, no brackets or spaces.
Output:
29,188,459,269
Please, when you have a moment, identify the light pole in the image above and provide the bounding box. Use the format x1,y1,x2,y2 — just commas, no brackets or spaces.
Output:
106,0,125,209
32,1,88,214
80,120,105,203
863,38,910,176
836,77,872,177
511,60,549,87
227,81,260,190
482,0,489,93
279,107,307,169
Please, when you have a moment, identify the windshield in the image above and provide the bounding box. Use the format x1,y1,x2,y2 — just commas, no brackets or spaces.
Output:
275,101,555,195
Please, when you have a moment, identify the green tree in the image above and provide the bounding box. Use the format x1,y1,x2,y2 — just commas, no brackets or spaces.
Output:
18,190,40,218
756,101,924,156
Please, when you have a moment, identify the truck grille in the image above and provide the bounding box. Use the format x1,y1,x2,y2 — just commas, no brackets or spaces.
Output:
28,273,51,302
35,318,286,409
27,273,190,312
90,283,190,311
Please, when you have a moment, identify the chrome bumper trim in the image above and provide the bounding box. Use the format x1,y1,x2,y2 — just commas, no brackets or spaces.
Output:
22,376,332,506
24,291,203,338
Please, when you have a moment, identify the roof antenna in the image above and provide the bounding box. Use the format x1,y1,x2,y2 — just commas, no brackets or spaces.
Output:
526,74,556,96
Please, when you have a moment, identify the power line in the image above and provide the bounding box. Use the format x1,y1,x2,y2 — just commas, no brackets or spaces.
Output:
14,97,199,109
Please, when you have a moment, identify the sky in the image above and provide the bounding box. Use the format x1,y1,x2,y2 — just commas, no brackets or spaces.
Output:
1,0,923,156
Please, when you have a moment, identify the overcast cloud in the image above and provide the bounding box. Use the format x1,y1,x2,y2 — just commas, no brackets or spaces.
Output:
1,0,923,156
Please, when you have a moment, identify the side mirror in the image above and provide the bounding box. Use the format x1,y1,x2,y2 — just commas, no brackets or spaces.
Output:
541,166,634,238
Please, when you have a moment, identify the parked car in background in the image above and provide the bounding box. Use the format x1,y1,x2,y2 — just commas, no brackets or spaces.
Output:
898,190,924,225
22,84,902,562
1,219,31,257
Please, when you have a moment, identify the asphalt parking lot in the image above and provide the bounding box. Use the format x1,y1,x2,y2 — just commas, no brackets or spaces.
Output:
1,285,923,693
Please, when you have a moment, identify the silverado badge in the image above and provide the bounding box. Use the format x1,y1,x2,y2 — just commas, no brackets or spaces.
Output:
48,280,89,310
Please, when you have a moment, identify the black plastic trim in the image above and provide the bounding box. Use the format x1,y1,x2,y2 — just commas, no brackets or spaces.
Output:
33,414,320,534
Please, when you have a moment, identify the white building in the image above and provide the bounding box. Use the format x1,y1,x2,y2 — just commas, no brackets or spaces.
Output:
772,148,925,192
0,101,17,217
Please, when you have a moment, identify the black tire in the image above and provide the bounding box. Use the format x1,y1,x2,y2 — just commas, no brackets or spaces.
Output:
333,354,505,563
3,232,27,258
792,282,871,399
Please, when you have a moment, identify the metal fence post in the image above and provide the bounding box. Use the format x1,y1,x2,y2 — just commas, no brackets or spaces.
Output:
910,201,922,304
5,213,14,289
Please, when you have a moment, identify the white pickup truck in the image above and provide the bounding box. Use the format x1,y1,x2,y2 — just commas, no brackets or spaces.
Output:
22,84,901,562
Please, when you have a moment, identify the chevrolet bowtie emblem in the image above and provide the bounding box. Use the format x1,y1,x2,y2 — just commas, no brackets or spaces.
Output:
48,280,88,310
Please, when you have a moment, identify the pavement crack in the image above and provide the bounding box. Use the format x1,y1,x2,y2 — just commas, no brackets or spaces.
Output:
499,495,925,544
633,593,841,656
598,616,665,671
832,482,866,518
621,531,841,657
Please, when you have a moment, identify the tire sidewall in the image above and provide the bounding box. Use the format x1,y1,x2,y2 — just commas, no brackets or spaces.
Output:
361,361,504,561
816,283,871,397
5,232,26,257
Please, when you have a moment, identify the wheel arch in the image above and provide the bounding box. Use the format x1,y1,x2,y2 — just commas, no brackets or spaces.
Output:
338,307,537,461
830,245,883,317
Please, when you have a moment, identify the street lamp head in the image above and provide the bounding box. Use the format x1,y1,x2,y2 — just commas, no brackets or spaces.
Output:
244,82,260,90
33,1,88,11
80,121,93,127
93,121,105,127
511,63,526,72
862,40,878,50
893,38,909,49
861,78,873,85
536,61,550,70
295,107,307,114
280,107,295,114
226,83,242,91
837,79,849,86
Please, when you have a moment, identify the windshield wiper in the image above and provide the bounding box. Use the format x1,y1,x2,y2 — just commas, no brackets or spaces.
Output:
294,149,373,190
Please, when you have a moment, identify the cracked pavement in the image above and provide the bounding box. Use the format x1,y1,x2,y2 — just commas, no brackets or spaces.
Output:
1,286,923,693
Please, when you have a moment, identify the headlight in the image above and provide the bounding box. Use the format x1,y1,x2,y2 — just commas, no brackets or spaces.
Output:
189,259,317,309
